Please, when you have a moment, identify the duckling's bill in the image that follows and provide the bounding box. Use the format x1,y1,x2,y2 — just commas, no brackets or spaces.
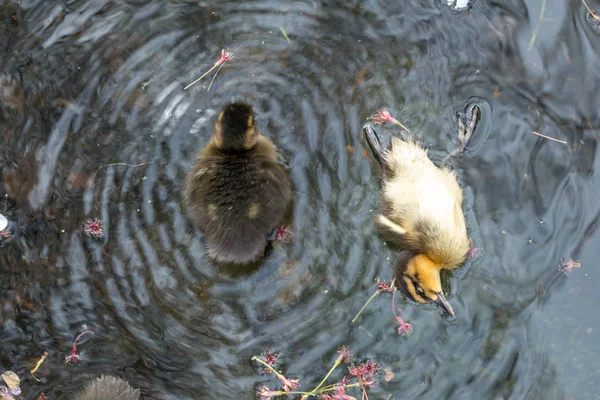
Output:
434,291,455,317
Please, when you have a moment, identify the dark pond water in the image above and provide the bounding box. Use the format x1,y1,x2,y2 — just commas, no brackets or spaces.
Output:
1,0,600,399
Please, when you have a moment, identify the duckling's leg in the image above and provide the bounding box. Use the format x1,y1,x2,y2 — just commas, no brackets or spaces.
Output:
442,103,480,165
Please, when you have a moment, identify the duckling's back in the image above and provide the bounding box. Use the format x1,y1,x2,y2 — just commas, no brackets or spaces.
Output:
74,376,139,400
184,136,291,264
381,137,469,268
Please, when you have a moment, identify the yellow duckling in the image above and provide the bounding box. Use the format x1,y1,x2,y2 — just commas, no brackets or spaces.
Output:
364,118,475,316
74,376,139,400
184,102,292,264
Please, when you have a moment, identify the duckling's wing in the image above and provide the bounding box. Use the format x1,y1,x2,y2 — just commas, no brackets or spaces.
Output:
380,153,469,267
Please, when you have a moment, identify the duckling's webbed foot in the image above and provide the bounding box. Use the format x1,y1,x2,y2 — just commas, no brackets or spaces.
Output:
459,103,479,149
443,103,480,165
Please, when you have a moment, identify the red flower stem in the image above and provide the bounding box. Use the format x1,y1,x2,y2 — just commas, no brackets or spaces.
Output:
71,330,94,356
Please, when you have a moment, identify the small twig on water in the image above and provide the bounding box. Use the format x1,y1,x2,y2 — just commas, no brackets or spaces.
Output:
30,352,48,381
528,0,547,51
93,161,153,179
581,0,600,21
184,46,242,91
206,61,226,92
532,131,567,144
280,26,291,43
351,277,395,323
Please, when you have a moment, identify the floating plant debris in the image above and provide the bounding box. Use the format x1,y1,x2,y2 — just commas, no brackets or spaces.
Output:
252,346,380,399
184,47,240,91
369,109,412,133
84,219,103,238
64,330,95,365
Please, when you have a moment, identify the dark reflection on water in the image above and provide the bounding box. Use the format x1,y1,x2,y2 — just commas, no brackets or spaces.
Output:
1,0,599,398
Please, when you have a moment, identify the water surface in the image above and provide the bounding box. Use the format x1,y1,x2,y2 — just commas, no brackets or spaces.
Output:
1,0,599,399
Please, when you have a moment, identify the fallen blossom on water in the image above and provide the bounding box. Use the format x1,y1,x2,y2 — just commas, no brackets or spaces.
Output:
376,278,394,293
369,109,411,133
259,349,279,373
184,49,236,90
320,385,355,400
217,49,234,65
559,258,581,275
279,375,300,392
349,359,380,387
337,345,353,364
370,109,395,125
275,225,293,243
396,316,413,337
84,219,103,238
64,330,94,365
257,386,276,399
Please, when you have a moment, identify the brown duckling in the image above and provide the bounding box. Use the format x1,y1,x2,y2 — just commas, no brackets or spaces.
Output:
74,376,139,400
184,102,292,264
364,108,478,316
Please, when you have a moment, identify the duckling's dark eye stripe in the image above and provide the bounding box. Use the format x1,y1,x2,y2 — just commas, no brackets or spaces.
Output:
409,276,420,291
409,277,428,302
403,276,427,303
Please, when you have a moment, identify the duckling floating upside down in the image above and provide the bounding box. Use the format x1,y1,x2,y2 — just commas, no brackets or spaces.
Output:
364,107,478,316
184,102,292,264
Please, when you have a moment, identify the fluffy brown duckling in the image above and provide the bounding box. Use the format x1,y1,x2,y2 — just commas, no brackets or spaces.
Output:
364,108,478,316
184,102,292,264
74,376,139,400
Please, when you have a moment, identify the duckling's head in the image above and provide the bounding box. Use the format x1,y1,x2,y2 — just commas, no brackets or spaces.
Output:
213,102,258,152
396,252,455,317
75,376,140,400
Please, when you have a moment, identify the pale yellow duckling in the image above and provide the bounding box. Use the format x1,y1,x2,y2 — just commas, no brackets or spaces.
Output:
364,114,477,316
